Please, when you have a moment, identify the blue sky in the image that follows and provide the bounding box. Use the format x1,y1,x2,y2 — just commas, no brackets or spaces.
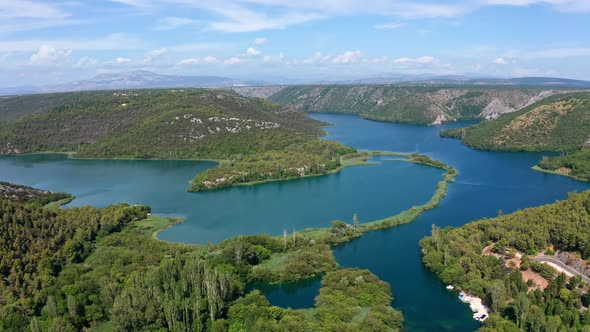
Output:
0,0,589,86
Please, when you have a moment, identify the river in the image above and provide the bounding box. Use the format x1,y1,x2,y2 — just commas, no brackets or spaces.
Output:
1,113,588,331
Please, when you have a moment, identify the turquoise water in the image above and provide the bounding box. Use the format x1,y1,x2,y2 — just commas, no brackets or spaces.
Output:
1,113,588,330
0,154,442,245
310,113,590,331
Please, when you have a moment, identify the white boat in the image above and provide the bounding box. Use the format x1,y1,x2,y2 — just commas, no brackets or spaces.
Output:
446,285,454,290
458,292,469,303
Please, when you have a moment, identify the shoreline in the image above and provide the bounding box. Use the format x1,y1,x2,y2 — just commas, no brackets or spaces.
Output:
151,151,458,246
531,165,587,182
13,148,457,249
0,150,224,164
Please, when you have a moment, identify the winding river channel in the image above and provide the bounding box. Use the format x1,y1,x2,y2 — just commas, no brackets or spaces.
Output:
1,113,588,331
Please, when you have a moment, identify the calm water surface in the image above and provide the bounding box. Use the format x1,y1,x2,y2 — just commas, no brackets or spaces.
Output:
311,113,590,331
0,153,442,244
1,113,587,331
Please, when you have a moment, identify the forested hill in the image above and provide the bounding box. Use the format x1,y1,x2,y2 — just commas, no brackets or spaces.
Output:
0,89,357,191
0,181,71,205
265,85,572,125
0,89,323,159
421,190,590,330
440,93,590,152
439,93,590,181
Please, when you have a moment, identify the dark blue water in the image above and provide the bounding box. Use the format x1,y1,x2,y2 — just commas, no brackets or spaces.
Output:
247,278,321,309
307,113,590,331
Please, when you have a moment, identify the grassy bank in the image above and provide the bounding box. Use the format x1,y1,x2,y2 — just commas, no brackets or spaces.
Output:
297,152,457,242
531,165,587,182
43,196,75,210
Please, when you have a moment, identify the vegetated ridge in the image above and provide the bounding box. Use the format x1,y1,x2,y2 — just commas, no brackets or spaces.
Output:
440,92,590,180
262,85,576,125
0,89,355,191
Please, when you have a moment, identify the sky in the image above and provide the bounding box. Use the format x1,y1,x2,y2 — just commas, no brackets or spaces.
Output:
0,0,589,87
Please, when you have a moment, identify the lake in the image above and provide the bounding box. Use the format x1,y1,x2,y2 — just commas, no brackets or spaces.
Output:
1,113,588,331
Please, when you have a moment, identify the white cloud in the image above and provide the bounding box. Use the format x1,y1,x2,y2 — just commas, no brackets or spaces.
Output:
246,47,261,56
29,45,72,65
202,56,219,63
144,48,168,62
0,34,145,52
478,0,590,12
177,56,219,66
0,0,69,19
302,52,331,64
263,52,286,63
494,57,508,64
254,37,268,45
368,56,390,64
332,50,363,64
0,19,88,34
374,22,406,30
224,56,242,65
75,56,98,68
210,11,323,33
527,47,590,58
105,0,590,35
154,16,200,30
393,56,437,64
116,57,131,64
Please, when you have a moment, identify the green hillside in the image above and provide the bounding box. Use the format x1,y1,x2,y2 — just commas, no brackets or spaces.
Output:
269,85,562,125
421,190,590,330
441,93,590,151
0,89,355,190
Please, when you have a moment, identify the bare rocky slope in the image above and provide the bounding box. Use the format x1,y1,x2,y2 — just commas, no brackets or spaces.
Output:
235,85,579,125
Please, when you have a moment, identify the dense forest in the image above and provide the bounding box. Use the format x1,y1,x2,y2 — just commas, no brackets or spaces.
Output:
190,140,355,191
538,150,590,181
268,85,565,125
421,190,590,331
0,182,404,331
0,89,357,190
440,93,590,152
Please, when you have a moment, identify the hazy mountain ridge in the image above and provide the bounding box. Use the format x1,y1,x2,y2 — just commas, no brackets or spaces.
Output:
0,71,261,96
2,71,589,96
440,92,590,152
263,85,579,125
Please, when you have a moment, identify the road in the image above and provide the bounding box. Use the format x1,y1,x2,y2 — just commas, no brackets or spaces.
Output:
533,255,590,284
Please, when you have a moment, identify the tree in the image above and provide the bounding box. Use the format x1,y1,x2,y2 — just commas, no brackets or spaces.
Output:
283,228,287,250
489,279,507,312
514,292,531,329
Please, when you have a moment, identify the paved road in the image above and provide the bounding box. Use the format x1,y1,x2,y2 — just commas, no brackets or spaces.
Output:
533,256,590,284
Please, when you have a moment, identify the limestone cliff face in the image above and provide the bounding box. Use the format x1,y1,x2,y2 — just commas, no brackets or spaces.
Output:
235,85,573,125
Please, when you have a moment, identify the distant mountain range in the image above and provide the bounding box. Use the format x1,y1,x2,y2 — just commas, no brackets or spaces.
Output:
0,71,262,96
1,71,589,96
333,76,590,88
